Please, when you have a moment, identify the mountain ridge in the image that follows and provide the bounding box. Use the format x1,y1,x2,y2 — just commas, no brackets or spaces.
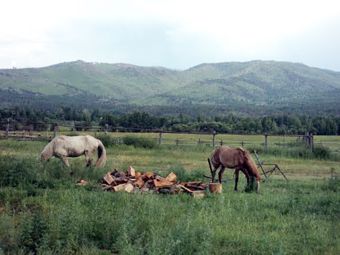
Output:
1,60,340,115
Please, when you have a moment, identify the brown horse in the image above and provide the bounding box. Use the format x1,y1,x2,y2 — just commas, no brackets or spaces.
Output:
210,146,261,192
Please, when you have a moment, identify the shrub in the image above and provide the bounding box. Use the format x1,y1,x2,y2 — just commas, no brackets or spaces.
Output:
95,133,118,147
312,145,331,159
122,136,157,149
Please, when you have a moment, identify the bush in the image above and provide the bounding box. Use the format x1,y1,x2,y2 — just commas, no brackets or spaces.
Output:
312,145,331,159
95,133,118,147
122,136,157,149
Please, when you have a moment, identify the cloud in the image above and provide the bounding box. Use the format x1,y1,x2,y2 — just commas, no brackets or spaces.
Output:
0,0,340,70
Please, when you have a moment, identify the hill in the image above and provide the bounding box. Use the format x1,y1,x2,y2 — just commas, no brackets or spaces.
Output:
1,60,340,115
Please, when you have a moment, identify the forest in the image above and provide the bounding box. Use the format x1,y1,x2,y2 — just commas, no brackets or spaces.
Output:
0,106,339,135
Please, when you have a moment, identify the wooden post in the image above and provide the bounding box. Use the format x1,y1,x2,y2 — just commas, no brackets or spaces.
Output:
6,118,9,137
197,138,201,145
310,133,314,151
175,139,179,146
264,133,268,152
53,124,58,138
241,141,244,147
212,131,216,147
220,140,223,146
158,132,163,145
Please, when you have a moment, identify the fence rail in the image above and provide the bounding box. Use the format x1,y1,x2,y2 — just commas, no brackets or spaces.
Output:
0,127,318,152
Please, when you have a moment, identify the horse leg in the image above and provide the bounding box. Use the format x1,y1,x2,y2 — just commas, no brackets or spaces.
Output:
84,150,93,167
211,166,219,183
234,169,240,191
60,156,70,167
241,169,251,191
218,166,225,184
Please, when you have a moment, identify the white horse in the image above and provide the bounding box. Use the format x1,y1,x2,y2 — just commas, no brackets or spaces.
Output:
40,135,107,167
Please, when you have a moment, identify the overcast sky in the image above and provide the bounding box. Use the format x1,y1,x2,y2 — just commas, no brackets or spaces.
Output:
1,0,340,71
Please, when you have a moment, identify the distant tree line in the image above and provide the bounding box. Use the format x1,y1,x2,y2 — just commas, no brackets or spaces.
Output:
0,106,339,135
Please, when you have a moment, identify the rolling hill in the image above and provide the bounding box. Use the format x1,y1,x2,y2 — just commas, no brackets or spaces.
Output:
1,60,340,115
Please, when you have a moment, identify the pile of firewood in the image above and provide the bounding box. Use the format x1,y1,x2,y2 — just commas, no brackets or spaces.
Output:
101,166,207,198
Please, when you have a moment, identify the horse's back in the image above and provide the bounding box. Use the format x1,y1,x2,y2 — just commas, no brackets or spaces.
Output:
214,146,246,168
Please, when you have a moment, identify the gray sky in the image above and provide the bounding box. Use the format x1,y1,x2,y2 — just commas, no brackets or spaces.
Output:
1,0,340,71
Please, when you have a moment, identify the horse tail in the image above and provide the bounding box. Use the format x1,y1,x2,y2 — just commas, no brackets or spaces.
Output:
96,141,107,167
210,146,223,168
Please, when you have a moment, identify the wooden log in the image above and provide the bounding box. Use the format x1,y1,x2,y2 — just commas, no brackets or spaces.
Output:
128,166,136,177
154,179,174,188
165,172,177,182
113,184,126,192
124,183,134,193
191,191,206,198
143,172,155,180
113,183,134,193
103,172,115,185
209,183,222,194
134,177,145,188
177,184,193,193
101,184,112,191
76,179,88,186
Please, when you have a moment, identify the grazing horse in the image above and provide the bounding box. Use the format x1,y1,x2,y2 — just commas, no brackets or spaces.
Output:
210,146,261,192
40,135,107,167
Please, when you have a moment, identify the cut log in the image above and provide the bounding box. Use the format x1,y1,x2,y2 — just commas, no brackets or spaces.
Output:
185,182,207,190
76,179,88,186
103,172,115,185
177,184,193,193
209,183,222,194
101,184,112,191
143,172,155,180
165,172,177,182
112,176,129,184
113,183,134,193
154,179,174,188
128,166,136,177
134,177,145,188
124,183,134,193
113,184,126,192
191,191,206,198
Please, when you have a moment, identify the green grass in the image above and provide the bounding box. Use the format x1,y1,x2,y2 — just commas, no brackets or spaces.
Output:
0,138,339,254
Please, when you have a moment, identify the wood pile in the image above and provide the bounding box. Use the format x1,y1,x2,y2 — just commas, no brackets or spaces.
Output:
101,166,208,197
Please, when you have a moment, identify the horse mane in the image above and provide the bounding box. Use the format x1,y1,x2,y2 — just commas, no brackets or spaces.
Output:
40,139,54,160
240,149,261,181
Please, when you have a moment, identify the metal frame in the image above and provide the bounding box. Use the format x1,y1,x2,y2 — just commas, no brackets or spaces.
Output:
253,151,288,181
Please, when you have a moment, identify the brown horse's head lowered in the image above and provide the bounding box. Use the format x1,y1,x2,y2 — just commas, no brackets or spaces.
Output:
209,146,261,192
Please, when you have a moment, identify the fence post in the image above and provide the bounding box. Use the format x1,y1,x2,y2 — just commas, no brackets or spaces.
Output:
176,139,179,146
220,140,223,146
158,132,163,145
53,124,58,138
310,133,314,151
212,131,216,147
264,133,268,152
241,141,244,147
197,138,201,145
6,118,10,137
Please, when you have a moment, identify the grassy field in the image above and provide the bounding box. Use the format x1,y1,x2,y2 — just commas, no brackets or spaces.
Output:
0,135,339,254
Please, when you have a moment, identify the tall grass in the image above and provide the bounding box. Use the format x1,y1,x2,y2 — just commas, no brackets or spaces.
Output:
0,154,339,254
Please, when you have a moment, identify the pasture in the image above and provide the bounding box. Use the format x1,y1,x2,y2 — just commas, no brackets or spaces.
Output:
0,134,339,254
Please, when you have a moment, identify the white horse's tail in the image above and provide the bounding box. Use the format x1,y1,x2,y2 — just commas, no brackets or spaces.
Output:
96,141,107,167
